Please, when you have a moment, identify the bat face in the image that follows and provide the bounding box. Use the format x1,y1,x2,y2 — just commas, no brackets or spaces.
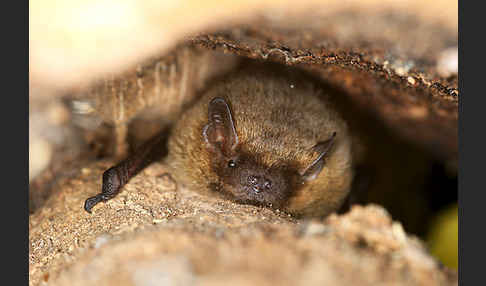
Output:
202,96,336,210
210,150,296,208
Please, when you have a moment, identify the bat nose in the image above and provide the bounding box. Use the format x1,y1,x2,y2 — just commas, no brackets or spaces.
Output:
247,175,272,193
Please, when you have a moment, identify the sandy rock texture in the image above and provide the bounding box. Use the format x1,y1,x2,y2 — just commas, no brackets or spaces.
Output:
29,161,457,286
189,11,458,163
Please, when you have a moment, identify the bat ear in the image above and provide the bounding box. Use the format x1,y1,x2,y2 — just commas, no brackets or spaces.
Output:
300,132,336,181
203,97,239,155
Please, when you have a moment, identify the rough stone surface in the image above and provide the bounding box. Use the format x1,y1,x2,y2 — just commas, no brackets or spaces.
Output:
189,9,458,162
29,161,457,286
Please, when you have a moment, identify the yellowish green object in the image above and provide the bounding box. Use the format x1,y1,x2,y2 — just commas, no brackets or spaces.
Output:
426,204,458,269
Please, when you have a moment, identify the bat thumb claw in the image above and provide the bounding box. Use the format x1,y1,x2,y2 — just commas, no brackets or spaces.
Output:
84,194,102,213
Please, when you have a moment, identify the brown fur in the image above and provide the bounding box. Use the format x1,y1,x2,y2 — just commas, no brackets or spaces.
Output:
166,63,354,217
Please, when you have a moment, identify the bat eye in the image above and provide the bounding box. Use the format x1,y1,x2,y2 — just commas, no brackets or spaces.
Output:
248,175,258,185
228,160,236,168
263,180,272,189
